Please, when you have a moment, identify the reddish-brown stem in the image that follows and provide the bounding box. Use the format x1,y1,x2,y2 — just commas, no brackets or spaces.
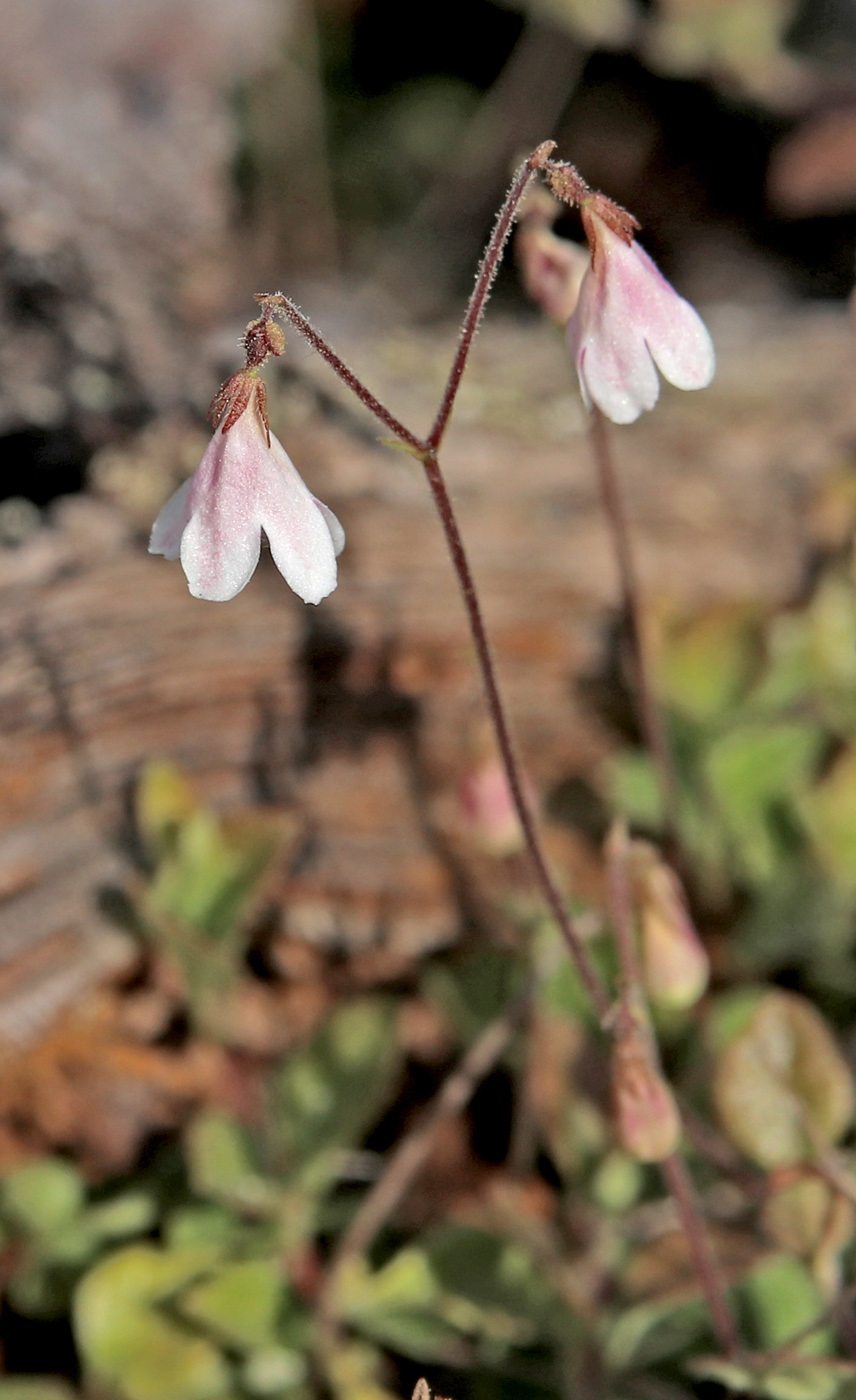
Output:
605,819,641,996
330,989,527,1269
261,149,610,1022
588,407,681,848
427,141,555,451
662,1152,742,1360
422,451,610,1018
256,293,425,456
606,823,741,1361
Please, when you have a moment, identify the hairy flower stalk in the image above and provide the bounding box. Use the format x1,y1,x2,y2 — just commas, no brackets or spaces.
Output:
150,316,344,603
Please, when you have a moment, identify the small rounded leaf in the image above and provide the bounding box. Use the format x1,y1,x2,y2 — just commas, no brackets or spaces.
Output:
713,992,855,1170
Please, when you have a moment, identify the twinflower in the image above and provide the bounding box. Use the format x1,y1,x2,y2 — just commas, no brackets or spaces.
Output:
150,347,344,603
568,208,715,425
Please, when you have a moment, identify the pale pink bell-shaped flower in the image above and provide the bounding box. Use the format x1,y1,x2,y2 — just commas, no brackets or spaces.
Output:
150,380,344,603
568,211,715,425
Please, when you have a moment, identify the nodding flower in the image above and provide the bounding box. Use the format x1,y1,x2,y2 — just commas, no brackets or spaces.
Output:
149,370,344,604
568,208,715,425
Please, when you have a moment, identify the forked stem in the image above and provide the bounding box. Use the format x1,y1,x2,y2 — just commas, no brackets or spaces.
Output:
427,141,555,450
261,143,610,1020
266,138,741,1363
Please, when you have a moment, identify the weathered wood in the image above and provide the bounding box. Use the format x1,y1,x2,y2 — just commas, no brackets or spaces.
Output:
1,307,853,1042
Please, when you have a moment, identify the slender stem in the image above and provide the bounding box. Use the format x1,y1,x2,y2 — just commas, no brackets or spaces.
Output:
661,1151,742,1360
588,407,681,845
336,992,525,1263
320,989,528,1338
606,822,741,1361
257,293,425,455
427,140,556,451
422,451,610,1019
605,818,641,995
260,173,611,1021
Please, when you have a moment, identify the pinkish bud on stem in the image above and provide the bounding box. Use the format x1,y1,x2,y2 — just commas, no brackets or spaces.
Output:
611,1017,682,1163
633,842,709,1011
517,223,589,326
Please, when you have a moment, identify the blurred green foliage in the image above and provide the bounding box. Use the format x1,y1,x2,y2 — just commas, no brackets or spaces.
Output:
7,552,856,1400
609,567,856,993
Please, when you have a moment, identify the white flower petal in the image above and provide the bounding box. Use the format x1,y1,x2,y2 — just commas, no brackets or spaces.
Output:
568,215,714,424
149,477,193,560
256,434,338,605
576,330,660,425
570,264,660,424
313,497,346,557
179,418,264,601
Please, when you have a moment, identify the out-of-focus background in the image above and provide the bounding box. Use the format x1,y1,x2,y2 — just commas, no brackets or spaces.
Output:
5,4,856,1400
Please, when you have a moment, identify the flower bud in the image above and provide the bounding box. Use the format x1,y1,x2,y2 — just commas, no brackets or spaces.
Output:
517,224,589,326
458,754,525,858
611,1026,681,1162
634,844,709,1011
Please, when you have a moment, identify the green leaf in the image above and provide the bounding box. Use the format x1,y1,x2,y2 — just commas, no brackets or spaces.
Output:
424,1224,555,1328
0,1383,77,1400
607,751,664,830
147,808,285,944
655,604,760,723
713,991,855,1169
422,948,522,1042
241,1347,308,1396
332,1251,465,1363
74,1245,229,1400
800,747,856,890
3,1159,85,1235
704,722,823,883
186,1111,278,1215
590,1150,644,1212
270,999,400,1185
179,1259,285,1351
136,760,199,859
743,1255,831,1356
759,576,856,709
605,1297,708,1371
759,1365,845,1400
165,1207,241,1251
86,1193,158,1241
687,1357,756,1392
688,1357,853,1400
